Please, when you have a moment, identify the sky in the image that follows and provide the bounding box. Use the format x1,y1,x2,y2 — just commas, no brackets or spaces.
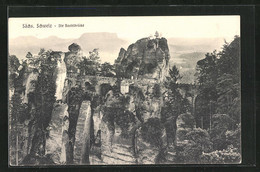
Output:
9,16,240,43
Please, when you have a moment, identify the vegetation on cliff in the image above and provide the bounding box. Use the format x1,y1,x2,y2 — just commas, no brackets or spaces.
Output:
175,36,241,163
8,35,241,165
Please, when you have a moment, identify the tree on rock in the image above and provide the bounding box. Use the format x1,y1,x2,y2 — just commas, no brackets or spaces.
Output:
26,52,33,59
68,43,81,52
100,62,115,77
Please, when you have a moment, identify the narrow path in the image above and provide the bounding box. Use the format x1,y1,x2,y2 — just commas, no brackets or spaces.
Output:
98,143,136,164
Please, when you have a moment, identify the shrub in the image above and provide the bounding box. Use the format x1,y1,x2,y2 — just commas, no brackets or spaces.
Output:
225,124,241,150
10,93,29,123
176,128,191,141
210,114,233,150
200,145,241,164
175,128,212,163
175,140,197,163
178,113,195,129
140,118,164,148
114,110,136,138
186,128,212,149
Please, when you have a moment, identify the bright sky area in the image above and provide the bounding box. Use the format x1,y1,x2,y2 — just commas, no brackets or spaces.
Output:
9,16,240,43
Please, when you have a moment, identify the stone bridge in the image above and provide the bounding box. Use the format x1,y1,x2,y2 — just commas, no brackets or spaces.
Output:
66,73,161,95
65,73,199,112
66,73,198,97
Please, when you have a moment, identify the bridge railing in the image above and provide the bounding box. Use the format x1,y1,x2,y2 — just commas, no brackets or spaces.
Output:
65,73,161,85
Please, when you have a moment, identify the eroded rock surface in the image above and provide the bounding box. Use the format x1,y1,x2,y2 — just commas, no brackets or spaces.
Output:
115,37,170,81
64,43,83,74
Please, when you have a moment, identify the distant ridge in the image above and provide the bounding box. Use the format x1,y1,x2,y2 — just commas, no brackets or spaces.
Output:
9,33,229,83
9,33,227,62
9,32,128,64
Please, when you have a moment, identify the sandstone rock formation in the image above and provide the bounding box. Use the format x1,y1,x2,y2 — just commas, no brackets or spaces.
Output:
114,37,170,81
64,43,83,75
11,37,176,165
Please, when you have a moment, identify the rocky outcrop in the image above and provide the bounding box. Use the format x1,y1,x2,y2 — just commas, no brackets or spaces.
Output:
64,43,83,75
12,38,176,165
22,70,39,104
115,48,126,64
115,37,170,81
45,104,68,164
55,53,66,100
126,82,165,122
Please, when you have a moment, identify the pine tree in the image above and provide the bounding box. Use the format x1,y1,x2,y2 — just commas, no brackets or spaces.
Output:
194,36,241,152
162,65,187,146
216,36,240,126
195,51,218,129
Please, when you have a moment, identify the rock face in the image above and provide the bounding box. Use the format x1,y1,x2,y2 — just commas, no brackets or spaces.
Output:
13,39,175,165
115,37,170,81
46,104,67,164
64,43,83,75
122,80,165,122
55,53,67,100
22,70,39,104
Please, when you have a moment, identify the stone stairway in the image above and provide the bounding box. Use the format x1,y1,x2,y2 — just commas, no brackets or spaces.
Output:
86,143,136,165
99,143,136,164
165,148,176,163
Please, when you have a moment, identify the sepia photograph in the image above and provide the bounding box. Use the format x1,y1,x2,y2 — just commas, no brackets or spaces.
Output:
8,16,241,165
